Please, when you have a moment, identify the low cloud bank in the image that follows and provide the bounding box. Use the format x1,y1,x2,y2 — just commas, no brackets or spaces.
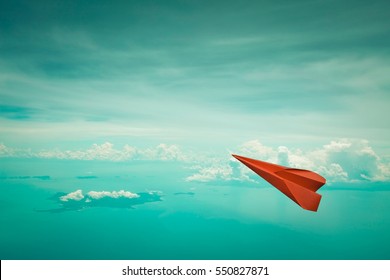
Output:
187,139,390,183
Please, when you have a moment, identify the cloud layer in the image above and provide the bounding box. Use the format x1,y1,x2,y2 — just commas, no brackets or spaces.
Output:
87,190,139,200
60,190,84,202
0,142,186,161
1,139,389,183
187,139,390,183
60,189,140,202
39,189,163,213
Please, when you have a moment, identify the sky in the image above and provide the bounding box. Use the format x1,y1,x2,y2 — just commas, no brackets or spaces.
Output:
1,0,390,184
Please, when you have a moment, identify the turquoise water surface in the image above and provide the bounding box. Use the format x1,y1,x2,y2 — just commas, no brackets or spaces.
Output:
1,158,389,259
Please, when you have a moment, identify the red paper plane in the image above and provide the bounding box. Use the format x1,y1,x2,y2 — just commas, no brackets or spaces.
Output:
232,154,326,211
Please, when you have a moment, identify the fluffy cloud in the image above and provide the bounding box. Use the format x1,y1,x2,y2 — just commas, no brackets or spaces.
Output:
60,189,140,202
186,165,232,182
60,190,84,202
240,138,390,182
187,139,390,183
87,190,139,199
186,157,255,183
0,142,186,162
45,189,163,212
312,139,388,181
1,139,389,183
140,143,186,161
238,140,277,163
0,143,34,158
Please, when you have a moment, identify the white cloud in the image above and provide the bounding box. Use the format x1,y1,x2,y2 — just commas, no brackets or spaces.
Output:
186,165,232,182
59,189,140,202
313,139,387,182
0,142,187,162
1,139,389,183
60,190,84,202
238,140,277,163
186,156,256,183
317,163,348,182
0,143,34,158
140,143,186,161
0,143,11,156
87,190,139,199
36,142,126,161
323,140,352,152
187,139,390,183
234,138,390,182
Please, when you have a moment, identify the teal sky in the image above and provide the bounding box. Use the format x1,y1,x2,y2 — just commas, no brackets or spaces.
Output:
1,0,389,151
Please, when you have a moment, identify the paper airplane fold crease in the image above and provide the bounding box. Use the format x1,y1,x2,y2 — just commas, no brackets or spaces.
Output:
232,154,326,212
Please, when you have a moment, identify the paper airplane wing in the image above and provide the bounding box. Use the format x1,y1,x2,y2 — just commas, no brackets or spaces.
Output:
232,154,326,211
275,168,325,192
